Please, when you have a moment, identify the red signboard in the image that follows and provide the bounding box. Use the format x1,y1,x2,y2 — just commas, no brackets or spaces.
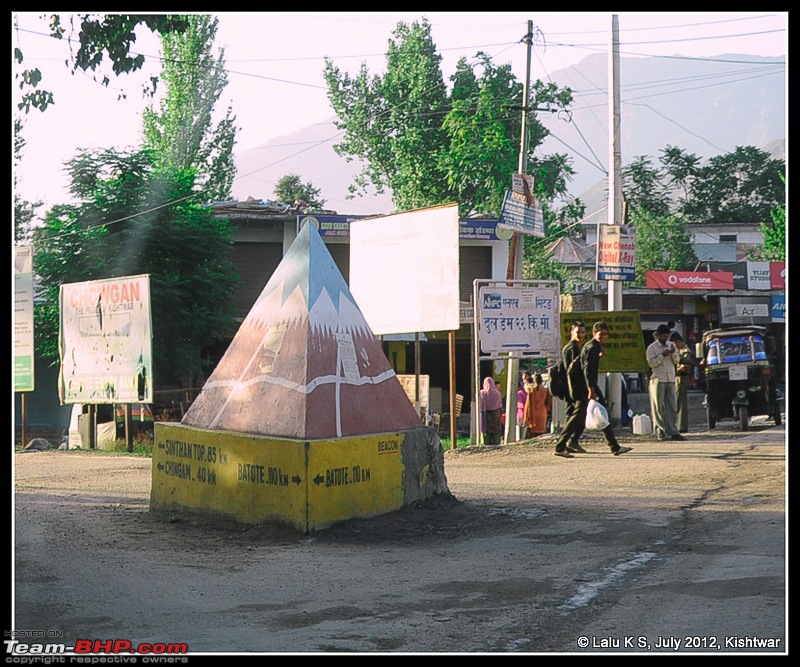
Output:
645,271,734,290
770,262,785,289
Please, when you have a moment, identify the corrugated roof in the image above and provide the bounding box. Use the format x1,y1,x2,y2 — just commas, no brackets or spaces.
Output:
546,236,595,266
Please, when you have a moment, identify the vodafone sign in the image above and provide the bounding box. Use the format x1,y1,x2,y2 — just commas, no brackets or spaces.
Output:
646,271,734,290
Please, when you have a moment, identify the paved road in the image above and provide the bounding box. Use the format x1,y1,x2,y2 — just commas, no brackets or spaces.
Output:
12,412,786,655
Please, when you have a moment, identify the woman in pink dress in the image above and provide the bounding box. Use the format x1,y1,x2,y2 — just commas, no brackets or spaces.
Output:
480,376,504,446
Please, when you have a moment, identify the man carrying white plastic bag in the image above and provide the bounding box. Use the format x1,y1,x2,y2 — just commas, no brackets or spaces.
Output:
554,321,632,458
585,398,610,430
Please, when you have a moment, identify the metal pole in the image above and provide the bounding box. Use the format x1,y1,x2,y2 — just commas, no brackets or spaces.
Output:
449,330,457,448
607,14,623,422
21,393,28,448
88,404,96,450
125,403,133,453
473,280,481,446
414,332,421,418
504,20,534,445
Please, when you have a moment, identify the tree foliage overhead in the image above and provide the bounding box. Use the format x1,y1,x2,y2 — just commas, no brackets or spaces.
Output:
32,148,238,388
13,116,42,244
623,156,672,217
678,146,785,225
141,14,237,203
619,143,786,284
626,210,698,287
324,18,450,212
749,172,786,262
273,174,325,209
14,13,189,113
323,18,578,220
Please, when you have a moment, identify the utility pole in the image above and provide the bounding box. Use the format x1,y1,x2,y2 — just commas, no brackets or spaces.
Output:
503,20,533,445
607,14,623,422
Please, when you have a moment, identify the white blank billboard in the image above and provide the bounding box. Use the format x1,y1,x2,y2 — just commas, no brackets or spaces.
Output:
350,203,460,335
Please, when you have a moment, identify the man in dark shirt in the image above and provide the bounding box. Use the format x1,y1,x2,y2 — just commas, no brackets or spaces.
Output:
555,321,632,458
553,320,587,454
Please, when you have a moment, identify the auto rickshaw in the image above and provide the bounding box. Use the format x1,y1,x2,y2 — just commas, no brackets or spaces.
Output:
701,326,783,431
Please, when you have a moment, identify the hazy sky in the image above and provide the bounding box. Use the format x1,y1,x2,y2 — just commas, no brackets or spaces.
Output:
12,12,787,209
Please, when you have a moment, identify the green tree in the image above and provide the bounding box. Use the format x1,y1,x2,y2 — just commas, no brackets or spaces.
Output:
438,54,520,217
324,18,450,211
13,116,42,243
622,155,671,217
273,174,325,208
659,145,700,207
750,174,786,261
141,14,237,203
324,19,576,221
627,209,697,287
14,14,188,113
679,146,785,225
32,148,238,387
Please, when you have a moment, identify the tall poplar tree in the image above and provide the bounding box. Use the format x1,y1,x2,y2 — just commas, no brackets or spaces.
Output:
323,18,577,222
324,18,450,212
141,14,237,203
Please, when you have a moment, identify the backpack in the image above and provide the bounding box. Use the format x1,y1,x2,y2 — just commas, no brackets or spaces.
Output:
547,359,570,400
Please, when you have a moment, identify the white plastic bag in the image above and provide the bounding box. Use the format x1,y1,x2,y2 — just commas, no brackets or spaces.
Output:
585,399,610,430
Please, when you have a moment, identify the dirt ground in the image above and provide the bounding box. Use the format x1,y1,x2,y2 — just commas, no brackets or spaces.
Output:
12,394,786,655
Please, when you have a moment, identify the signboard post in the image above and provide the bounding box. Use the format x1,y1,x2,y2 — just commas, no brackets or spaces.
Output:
14,246,35,393
349,204,461,442
498,190,545,238
14,246,35,447
597,224,636,282
472,279,560,445
559,310,648,373
59,274,154,406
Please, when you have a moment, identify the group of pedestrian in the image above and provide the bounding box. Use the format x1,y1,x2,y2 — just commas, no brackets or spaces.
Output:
553,320,632,458
549,318,700,459
482,319,699,455
480,369,554,446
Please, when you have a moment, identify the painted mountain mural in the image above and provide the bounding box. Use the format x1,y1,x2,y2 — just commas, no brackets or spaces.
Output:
181,221,422,440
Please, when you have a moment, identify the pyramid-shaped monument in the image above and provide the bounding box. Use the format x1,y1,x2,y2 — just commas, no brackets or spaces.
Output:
182,221,422,440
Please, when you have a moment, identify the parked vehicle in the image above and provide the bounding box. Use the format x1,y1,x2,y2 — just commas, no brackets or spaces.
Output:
701,326,783,431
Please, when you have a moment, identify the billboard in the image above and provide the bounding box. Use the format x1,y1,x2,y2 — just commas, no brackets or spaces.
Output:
349,203,460,335
14,246,35,392
59,275,153,404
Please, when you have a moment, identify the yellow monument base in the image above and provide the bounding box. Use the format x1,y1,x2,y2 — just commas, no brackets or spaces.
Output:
150,423,449,533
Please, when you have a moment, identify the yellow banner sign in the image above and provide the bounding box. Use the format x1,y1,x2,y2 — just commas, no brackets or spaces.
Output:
559,310,647,373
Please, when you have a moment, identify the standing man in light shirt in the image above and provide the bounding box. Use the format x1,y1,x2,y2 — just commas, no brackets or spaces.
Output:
646,324,686,441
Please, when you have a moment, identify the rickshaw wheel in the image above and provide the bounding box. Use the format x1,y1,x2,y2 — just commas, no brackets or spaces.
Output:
706,406,716,430
738,405,749,432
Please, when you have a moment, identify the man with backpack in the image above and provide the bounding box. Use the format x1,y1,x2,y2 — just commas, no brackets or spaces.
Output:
553,320,588,456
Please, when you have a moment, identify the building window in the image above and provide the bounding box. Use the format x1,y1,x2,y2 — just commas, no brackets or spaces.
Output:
719,234,737,243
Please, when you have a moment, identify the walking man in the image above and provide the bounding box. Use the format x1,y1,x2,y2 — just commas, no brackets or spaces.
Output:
556,320,588,453
646,324,686,441
555,321,632,458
